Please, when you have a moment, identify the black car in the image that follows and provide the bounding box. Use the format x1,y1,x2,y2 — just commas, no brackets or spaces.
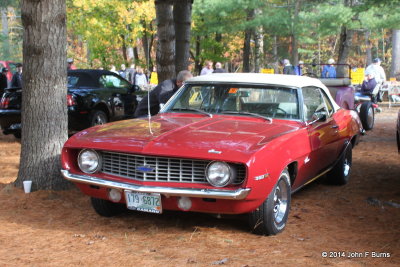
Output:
0,69,138,138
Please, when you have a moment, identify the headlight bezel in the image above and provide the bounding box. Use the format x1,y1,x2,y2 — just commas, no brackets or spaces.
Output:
205,161,236,187
78,149,102,174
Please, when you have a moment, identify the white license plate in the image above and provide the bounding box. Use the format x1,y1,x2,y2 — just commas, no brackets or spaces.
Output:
124,191,162,214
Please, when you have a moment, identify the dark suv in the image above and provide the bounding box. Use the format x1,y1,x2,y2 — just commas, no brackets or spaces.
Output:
0,69,138,138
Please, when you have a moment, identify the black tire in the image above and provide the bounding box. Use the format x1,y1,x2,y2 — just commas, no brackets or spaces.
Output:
13,132,21,139
359,102,374,130
248,169,291,235
91,197,125,217
90,110,108,127
327,144,352,185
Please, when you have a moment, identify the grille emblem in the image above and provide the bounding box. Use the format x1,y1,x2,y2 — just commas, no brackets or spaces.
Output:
136,166,155,172
208,149,222,154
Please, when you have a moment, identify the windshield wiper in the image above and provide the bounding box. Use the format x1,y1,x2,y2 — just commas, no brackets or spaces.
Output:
220,111,273,122
169,108,213,117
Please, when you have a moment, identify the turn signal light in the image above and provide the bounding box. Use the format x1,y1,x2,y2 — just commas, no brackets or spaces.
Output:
67,94,76,106
0,97,10,109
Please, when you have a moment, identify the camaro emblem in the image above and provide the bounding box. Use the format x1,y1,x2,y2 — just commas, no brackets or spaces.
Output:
136,166,155,172
208,149,222,154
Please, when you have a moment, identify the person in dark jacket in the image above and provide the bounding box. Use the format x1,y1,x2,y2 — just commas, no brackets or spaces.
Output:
213,62,227,73
134,70,193,117
0,68,8,95
11,63,23,88
361,70,378,102
282,59,295,75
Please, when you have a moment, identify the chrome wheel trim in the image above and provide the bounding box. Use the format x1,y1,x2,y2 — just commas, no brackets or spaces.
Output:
93,114,107,125
367,106,374,127
273,179,288,224
343,158,351,177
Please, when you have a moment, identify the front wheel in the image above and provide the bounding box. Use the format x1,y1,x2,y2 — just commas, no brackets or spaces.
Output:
91,197,125,217
327,143,352,185
359,102,374,130
248,169,291,235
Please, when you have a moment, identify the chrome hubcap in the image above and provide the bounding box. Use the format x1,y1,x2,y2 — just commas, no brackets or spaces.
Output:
94,115,106,125
343,158,350,176
273,179,288,224
367,107,374,127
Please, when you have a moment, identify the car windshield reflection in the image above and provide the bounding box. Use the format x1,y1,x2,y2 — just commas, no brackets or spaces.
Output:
162,84,300,120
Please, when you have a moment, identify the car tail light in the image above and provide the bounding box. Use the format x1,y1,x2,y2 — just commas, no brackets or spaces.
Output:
0,97,10,109
67,94,76,106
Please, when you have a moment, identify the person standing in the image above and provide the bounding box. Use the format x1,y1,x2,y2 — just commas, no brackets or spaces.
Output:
134,67,148,89
126,64,136,84
213,62,227,73
200,61,213,75
0,68,8,95
109,65,118,74
282,59,295,75
119,64,127,79
321,58,336,78
67,58,76,70
11,63,23,88
134,70,193,117
295,61,304,76
365,58,386,84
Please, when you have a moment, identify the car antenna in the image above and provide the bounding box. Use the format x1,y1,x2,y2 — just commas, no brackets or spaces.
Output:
147,86,154,135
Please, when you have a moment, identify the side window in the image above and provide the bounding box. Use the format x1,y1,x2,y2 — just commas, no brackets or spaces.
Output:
321,90,334,116
99,75,131,89
302,87,327,121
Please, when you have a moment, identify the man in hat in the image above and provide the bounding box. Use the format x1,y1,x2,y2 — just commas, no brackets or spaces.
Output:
365,58,386,84
295,60,305,76
321,58,336,78
11,63,23,88
0,68,8,94
282,59,296,75
361,69,378,103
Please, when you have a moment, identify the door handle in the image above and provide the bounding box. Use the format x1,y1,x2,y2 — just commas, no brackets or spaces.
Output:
331,125,339,129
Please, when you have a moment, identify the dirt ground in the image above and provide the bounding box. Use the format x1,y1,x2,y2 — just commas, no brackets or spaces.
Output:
0,108,399,267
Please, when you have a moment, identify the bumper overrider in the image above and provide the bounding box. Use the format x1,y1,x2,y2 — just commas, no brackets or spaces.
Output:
61,169,251,200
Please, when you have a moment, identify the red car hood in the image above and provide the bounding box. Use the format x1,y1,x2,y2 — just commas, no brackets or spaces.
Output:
66,114,300,162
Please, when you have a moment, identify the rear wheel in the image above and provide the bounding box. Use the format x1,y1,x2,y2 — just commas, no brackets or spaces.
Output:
91,197,125,217
90,110,108,127
327,144,352,185
248,169,291,235
359,102,374,130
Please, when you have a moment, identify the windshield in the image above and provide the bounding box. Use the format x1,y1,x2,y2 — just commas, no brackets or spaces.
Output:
162,84,300,120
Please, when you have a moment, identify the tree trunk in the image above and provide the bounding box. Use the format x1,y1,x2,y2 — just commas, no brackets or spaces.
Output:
133,46,140,63
173,0,192,74
155,0,175,83
390,29,400,78
195,35,201,75
337,26,354,77
1,8,10,59
253,8,263,73
16,0,68,190
365,30,372,66
142,21,150,71
272,35,279,73
291,0,301,66
243,9,254,73
121,34,128,64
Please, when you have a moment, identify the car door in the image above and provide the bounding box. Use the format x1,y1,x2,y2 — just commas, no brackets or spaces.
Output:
99,74,136,120
302,86,341,176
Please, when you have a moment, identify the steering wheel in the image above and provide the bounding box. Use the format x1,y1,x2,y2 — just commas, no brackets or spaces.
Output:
273,107,288,117
302,72,318,78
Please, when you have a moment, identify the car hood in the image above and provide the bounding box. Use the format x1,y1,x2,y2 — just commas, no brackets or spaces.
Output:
67,114,300,162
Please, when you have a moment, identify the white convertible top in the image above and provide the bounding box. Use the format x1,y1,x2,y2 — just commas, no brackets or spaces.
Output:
187,73,341,110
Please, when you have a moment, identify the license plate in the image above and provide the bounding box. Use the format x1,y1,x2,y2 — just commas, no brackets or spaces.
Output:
124,191,162,214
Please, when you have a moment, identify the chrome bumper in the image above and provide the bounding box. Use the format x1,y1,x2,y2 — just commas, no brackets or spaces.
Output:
61,170,251,200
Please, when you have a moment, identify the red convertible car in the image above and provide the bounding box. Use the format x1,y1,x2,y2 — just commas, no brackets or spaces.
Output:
61,74,364,235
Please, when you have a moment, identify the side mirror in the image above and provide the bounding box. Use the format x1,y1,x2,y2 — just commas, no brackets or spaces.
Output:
309,111,327,124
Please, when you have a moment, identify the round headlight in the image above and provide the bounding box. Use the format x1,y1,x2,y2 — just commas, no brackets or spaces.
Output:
206,161,234,187
78,149,101,174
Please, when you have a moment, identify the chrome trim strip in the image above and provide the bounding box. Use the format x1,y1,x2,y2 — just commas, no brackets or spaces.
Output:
61,169,251,200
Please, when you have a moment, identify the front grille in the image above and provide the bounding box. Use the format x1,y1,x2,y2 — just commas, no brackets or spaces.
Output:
101,151,246,184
